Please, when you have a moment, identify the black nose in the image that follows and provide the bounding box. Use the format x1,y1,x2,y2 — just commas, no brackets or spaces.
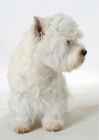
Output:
81,49,87,56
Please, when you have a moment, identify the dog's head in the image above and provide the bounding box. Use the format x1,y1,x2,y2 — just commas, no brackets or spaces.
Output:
32,13,87,72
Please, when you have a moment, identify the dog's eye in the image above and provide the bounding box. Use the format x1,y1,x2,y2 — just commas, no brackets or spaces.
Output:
67,40,70,45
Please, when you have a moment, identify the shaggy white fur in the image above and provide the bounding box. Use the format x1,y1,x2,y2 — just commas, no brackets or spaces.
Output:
7,13,87,133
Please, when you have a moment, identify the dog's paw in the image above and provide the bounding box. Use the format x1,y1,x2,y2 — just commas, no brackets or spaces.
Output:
14,126,30,134
42,120,62,132
46,124,61,132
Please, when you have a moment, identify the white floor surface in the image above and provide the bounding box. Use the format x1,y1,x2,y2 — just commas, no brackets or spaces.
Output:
0,84,99,140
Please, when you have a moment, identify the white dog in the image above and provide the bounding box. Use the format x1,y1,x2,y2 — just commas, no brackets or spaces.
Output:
8,13,87,134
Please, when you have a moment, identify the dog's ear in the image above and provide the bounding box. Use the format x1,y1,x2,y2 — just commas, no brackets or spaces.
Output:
34,16,44,37
77,30,83,39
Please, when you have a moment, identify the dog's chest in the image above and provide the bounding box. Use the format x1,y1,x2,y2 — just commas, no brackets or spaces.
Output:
18,63,59,94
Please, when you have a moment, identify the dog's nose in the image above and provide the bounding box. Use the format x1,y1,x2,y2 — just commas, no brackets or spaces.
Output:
81,49,87,56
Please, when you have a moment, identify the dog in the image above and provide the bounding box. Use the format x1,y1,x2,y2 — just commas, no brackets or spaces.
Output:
8,13,87,134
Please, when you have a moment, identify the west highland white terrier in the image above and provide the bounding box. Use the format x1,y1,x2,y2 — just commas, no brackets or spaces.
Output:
8,13,87,134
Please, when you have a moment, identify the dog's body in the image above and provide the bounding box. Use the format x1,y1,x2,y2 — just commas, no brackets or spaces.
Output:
8,13,87,133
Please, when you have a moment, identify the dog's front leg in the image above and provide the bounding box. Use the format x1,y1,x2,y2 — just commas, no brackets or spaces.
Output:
9,94,34,134
41,97,65,132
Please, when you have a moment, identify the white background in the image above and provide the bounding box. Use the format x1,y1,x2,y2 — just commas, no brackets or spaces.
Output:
0,0,99,88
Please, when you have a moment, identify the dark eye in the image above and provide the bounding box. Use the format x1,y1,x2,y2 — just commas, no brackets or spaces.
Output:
67,40,70,44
